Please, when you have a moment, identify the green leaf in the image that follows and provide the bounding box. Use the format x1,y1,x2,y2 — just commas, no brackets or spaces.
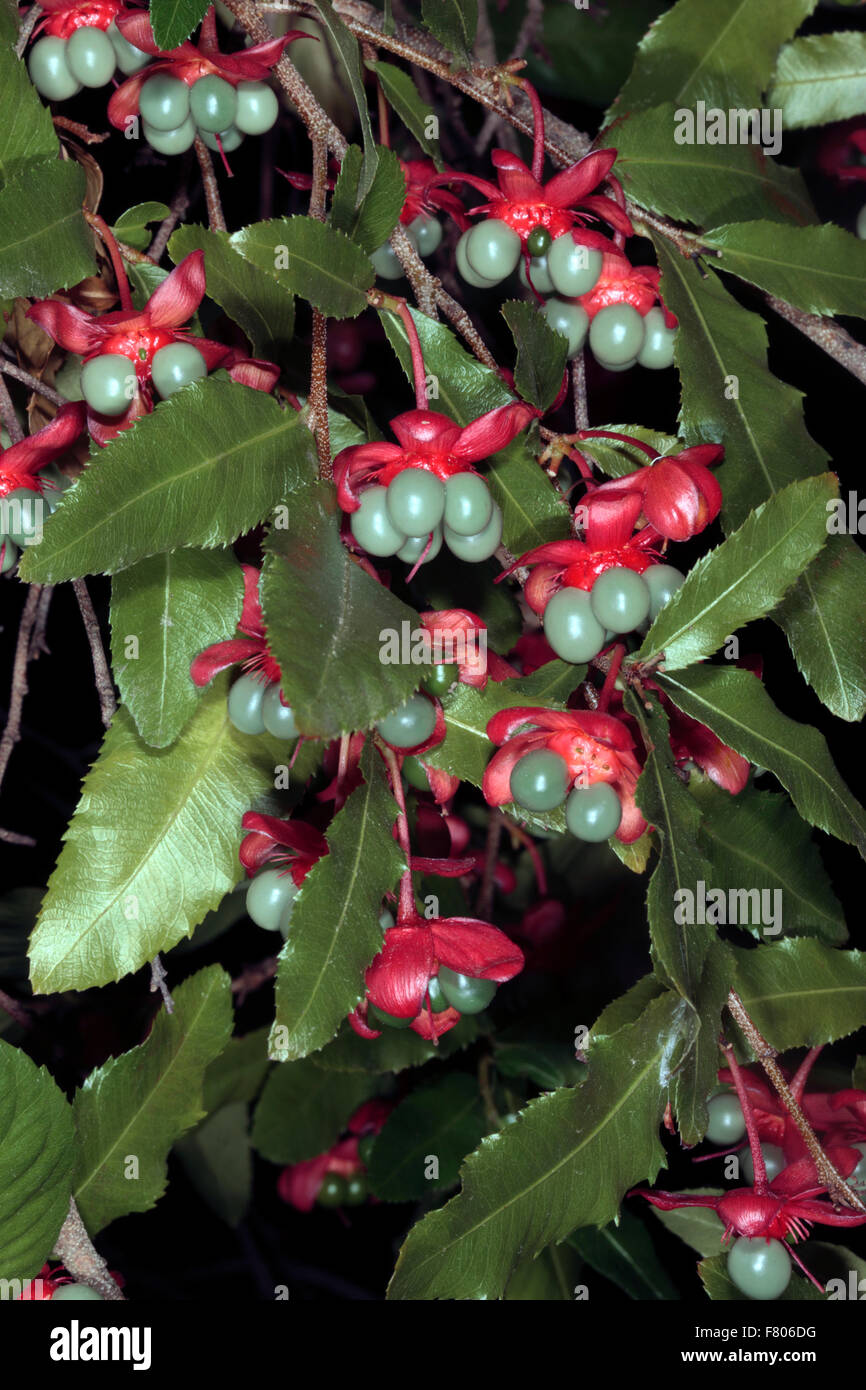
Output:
421,0,477,62
260,481,423,738
775,537,866,724
0,1042,73,1284
174,1102,251,1227
110,548,244,748
636,474,836,670
0,161,96,298
731,939,866,1050
150,0,209,50
19,375,317,584
310,1015,483,1073
369,1074,486,1202
111,202,170,254
203,1029,270,1112
381,308,570,555
310,0,378,197
691,779,846,943
230,215,373,319
0,41,61,185
73,966,232,1234
504,1245,584,1300
501,300,568,412
625,691,714,1002
611,0,818,115
527,0,667,110
387,992,685,1301
699,1252,825,1300
493,1034,585,1090
567,1210,679,1300
28,679,289,993
269,743,406,1061
648,1189,725,1257
582,424,680,479
610,830,654,874
672,939,735,1146
251,1060,375,1163
366,60,442,163
330,144,406,254
657,665,866,858
613,104,815,227
703,220,866,317
769,33,866,128
169,225,295,363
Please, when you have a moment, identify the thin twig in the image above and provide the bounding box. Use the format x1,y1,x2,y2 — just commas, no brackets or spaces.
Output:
71,579,116,729
0,584,43,794
0,360,68,409
149,956,175,1014
53,1198,126,1301
0,373,24,443
308,134,332,477
0,827,37,846
14,3,40,57
30,584,53,658
571,352,588,431
476,809,504,919
231,956,278,1004
764,294,866,388
194,136,228,232
149,176,193,261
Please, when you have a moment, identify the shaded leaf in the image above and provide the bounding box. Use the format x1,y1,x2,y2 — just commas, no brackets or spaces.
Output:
368,1073,486,1201
649,1189,725,1258
567,1209,679,1299
0,1042,73,1284
308,1015,483,1073
422,0,477,63
775,537,866,724
330,144,406,254
0,39,58,185
501,299,567,413
731,939,866,1050
310,0,378,197
0,161,96,299
150,0,209,49
704,220,866,317
251,1060,375,1163
169,224,295,363
174,1101,251,1227
231,215,373,318
504,1244,584,1300
203,1028,270,1112
111,202,170,254
769,33,866,128
366,59,442,163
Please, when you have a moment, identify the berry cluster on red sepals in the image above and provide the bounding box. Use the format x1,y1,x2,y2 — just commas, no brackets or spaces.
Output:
277,1099,393,1212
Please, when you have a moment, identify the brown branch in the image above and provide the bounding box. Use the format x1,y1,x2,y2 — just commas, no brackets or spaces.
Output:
726,989,866,1213
476,809,504,920
231,956,279,1004
0,987,33,1028
0,358,68,409
0,827,37,846
764,294,866,388
15,3,40,57
571,352,588,431
194,136,227,233
308,134,332,478
149,175,193,261
149,956,175,1014
0,373,24,443
30,584,53,658
52,1198,126,1301
71,579,116,729
0,584,43,794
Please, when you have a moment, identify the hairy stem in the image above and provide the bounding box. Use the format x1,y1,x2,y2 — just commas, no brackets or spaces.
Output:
53,1198,125,1301
194,136,227,232
71,579,116,729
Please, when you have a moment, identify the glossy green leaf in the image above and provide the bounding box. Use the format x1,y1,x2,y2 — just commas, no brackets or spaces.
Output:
0,1042,73,1284
501,300,568,413
0,161,96,298
637,474,836,670
251,1060,375,1162
230,215,373,319
169,224,295,363
589,974,667,1043
368,1074,486,1201
20,375,317,584
657,666,866,857
703,220,866,317
203,1029,270,1112
73,966,232,1233
269,743,406,1061
0,42,63,185
174,1102,251,1227
567,1209,679,1299
388,992,686,1301
330,143,406,254
731,939,866,1050
504,1245,584,1300
111,202,170,253
775,537,866,724
366,60,442,163
150,0,209,49
28,679,289,993
421,0,477,62
649,1190,725,1258
260,481,423,738
110,548,244,748
769,33,866,128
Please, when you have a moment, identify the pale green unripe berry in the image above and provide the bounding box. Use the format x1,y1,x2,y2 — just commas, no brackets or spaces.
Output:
246,867,297,931
518,254,554,295
456,230,499,288
350,485,407,556
261,683,298,739
543,587,605,664
51,1284,106,1301
386,468,446,534
28,37,82,101
727,1237,791,1300
66,26,116,87
590,567,651,633
80,353,137,417
465,219,521,282
443,473,493,536
190,74,238,133
645,564,685,621
139,73,191,130
565,782,622,841
637,306,677,370
547,235,603,297
200,126,245,153
705,1093,746,1145
396,524,443,565
444,501,502,561
151,342,208,399
409,215,443,257
376,693,437,748
542,298,590,359
227,672,268,734
107,20,151,75
235,81,279,135
589,304,646,366
143,116,197,155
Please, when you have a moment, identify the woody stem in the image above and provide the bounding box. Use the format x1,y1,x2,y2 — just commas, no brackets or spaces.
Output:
193,136,227,233
308,134,332,479
84,213,134,312
726,990,866,1213
720,1036,768,1191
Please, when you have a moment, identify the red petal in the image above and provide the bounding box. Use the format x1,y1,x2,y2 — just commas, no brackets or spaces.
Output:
642,459,704,541
544,149,617,207
27,300,105,356
226,356,280,393
432,917,524,981
114,12,166,54
348,1006,382,1039
107,68,156,128
240,812,328,861
145,251,207,330
277,1154,332,1211
365,926,434,1018
490,148,544,202
389,408,462,453
0,402,85,473
577,194,634,237
411,1005,461,1039
218,32,307,80
190,638,263,687
238,564,265,637
452,401,535,463
482,733,549,806
584,488,645,549
176,333,230,373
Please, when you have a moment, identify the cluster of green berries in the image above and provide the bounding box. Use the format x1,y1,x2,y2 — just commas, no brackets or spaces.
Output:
350,468,502,565
315,1169,369,1208
80,342,209,417
0,465,72,573
457,221,676,371
370,215,443,279
509,751,625,842
137,71,278,157
227,674,298,740
28,23,150,100
543,563,685,666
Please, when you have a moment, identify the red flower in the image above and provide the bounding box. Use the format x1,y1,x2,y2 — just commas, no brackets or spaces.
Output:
33,0,131,38
818,118,866,185
419,609,517,690
333,402,535,513
238,813,328,885
399,157,469,230
190,564,281,688
483,706,647,843
277,1098,393,1211
0,401,85,498
575,248,675,324
584,436,723,543
349,910,523,1040
28,251,230,444
108,6,306,129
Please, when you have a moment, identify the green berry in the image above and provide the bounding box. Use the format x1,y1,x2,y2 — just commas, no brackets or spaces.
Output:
2,488,49,547
589,566,651,633
456,230,499,288
395,525,443,565
465,219,521,282
227,671,268,734
245,867,297,932
740,1143,785,1186
637,306,677,370
705,1093,747,1145
438,966,496,1014
51,1284,106,1301
139,73,191,131
378,908,394,932
547,235,603,297
235,80,278,135
200,125,245,153
0,538,19,574
421,663,458,696
443,473,493,537
589,304,646,366
357,1133,376,1166
261,683,298,740
151,342,207,399
401,755,430,791
368,1003,414,1029
376,692,437,748
727,1237,791,1301
66,26,116,87
80,353,137,416
518,254,554,294
106,20,151,75
349,485,407,556
370,242,406,280
409,214,443,257
343,1173,368,1206
509,749,570,812
386,467,446,534
317,1173,349,1207
28,37,82,101
444,501,503,562
190,74,238,133
542,298,590,359
142,115,197,155
565,783,622,841
645,564,685,621
526,225,552,258
425,973,449,1012
542,587,605,664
